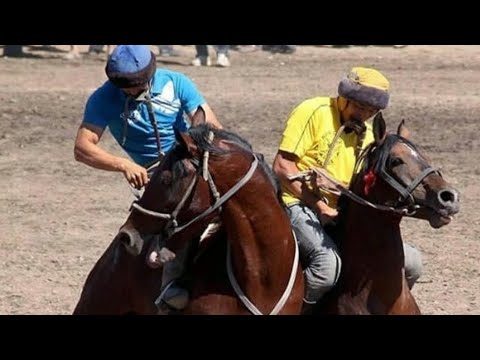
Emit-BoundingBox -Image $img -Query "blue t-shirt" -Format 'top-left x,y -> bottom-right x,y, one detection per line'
83,69 -> 205,166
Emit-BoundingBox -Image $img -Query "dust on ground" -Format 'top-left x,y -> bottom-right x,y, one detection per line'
0,45 -> 478,314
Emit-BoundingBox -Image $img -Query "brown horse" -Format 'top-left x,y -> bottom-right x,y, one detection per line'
313,112 -> 460,314
74,110 -> 304,315
73,236 -> 162,314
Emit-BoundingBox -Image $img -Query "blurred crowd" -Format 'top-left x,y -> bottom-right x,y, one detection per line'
1,45 -> 406,68
78,45 -> 298,67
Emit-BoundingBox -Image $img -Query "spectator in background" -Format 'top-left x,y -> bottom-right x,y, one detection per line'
192,45 -> 231,67
158,45 -> 179,57
231,45 -> 260,52
88,45 -> 106,54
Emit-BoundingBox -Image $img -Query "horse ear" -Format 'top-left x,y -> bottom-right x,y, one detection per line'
191,106 -> 207,127
373,112 -> 387,145
397,119 -> 410,139
176,130 -> 200,158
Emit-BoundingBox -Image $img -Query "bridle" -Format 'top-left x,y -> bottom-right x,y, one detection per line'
128,132 -> 300,315
290,135 -> 442,216
129,133 -> 259,240
361,135 -> 441,215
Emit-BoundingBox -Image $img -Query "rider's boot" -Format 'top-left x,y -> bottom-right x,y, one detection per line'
155,246 -> 190,311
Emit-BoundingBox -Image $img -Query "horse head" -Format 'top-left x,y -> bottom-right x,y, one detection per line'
317,113 -> 460,315
116,107 -> 264,264
112,108 -> 304,315
352,112 -> 460,228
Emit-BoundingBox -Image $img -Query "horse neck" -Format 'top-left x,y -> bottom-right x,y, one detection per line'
339,199 -> 405,295
217,170 -> 295,310
74,239 -> 160,315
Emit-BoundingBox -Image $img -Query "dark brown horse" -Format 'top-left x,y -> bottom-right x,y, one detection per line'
74,110 -> 304,315
73,236 -> 162,315
313,112 -> 460,314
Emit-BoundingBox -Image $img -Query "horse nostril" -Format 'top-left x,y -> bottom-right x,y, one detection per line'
438,188 -> 459,207
116,228 -> 145,256
117,231 -> 132,247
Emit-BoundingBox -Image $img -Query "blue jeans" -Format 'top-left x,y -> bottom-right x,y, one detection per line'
195,45 -> 229,57
287,203 -> 341,304
159,45 -> 173,52
88,45 -> 105,52
404,242 -> 423,288
286,203 -> 423,304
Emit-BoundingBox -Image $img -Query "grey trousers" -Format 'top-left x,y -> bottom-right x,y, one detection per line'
286,203 -> 423,304
161,245 -> 189,289
195,45 -> 230,57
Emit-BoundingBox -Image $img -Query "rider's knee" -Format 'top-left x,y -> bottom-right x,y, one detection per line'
304,249 -> 341,302
404,243 -> 423,288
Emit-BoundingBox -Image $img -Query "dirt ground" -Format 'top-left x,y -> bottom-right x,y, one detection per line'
0,45 -> 478,315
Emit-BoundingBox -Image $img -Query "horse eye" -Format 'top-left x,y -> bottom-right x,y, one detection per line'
390,157 -> 404,167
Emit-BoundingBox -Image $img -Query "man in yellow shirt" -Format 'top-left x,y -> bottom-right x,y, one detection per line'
273,67 -> 423,308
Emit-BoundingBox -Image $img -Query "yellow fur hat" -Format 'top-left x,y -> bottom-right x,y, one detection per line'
338,67 -> 390,109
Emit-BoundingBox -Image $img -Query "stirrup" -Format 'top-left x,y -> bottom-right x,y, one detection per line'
301,299 -> 317,315
155,297 -> 182,315
155,281 -> 189,311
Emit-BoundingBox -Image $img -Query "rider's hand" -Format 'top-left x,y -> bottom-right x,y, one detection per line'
313,172 -> 336,191
315,201 -> 339,226
319,208 -> 339,226
312,170 -> 347,191
120,159 -> 149,190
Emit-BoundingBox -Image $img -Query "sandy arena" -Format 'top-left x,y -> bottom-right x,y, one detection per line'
0,45 -> 478,314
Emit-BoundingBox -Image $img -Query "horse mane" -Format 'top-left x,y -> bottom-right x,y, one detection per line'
172,124 -> 284,206
367,135 -> 420,174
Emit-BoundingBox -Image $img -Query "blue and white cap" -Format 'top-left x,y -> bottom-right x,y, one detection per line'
105,45 -> 156,88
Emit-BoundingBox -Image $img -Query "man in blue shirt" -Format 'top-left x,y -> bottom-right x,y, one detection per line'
74,45 -> 223,311
75,44 -> 222,189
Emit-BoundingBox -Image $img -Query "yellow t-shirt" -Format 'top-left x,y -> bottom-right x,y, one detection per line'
278,97 -> 374,208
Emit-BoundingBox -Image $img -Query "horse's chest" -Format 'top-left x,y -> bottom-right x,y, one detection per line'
337,291 -> 375,315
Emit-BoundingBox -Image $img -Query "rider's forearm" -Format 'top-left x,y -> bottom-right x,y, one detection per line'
206,113 -> 223,129
275,160 -> 321,209
202,103 -> 224,129
284,175 -> 326,210
74,142 -> 128,173
288,177 -> 336,215
275,159 -> 335,214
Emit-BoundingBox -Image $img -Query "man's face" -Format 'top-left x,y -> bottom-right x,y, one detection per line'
344,99 -> 380,123
121,83 -> 149,100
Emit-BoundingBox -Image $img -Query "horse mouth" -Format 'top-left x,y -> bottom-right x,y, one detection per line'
413,206 -> 454,229
425,208 -> 454,229
431,213 -> 452,228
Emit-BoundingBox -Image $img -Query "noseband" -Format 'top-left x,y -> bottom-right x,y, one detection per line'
129,132 -> 301,315
366,136 -> 441,215
290,135 -> 442,216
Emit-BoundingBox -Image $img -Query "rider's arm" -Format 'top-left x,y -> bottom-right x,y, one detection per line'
177,73 -> 224,130
187,103 -> 223,129
273,150 -> 338,224
74,123 -> 148,189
